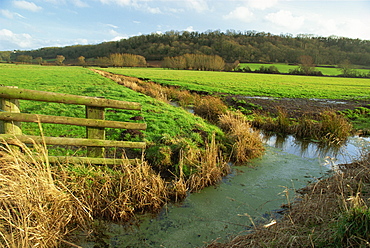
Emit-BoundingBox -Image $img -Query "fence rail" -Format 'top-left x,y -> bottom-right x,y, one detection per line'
0,87 -> 142,110
0,86 -> 146,165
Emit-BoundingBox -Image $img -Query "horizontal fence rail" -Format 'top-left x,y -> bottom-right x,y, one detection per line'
0,134 -> 146,148
0,87 -> 142,110
0,86 -> 146,164
0,112 -> 147,130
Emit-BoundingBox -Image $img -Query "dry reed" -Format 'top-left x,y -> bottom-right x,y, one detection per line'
193,96 -> 228,124
56,155 -> 169,221
167,151 -> 188,201
219,112 -> 265,164
295,110 -> 353,144
0,141 -> 90,248
187,134 -> 230,192
0,136 -> 172,246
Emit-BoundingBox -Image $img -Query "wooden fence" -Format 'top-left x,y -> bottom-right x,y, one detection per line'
0,86 -> 146,165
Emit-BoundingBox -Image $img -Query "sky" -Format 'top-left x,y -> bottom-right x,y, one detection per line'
0,0 -> 370,51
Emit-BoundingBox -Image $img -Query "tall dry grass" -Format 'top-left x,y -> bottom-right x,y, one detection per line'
0,136 -> 173,247
320,110 -> 353,144
187,134 -> 230,192
295,110 -> 353,144
168,151 -> 188,201
193,96 -> 228,124
219,112 -> 265,164
55,156 -> 169,221
0,141 -> 90,248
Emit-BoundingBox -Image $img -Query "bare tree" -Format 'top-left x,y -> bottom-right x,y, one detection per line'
17,55 -> 33,63
298,55 -> 315,75
56,55 -> 65,66
78,56 -> 86,66
35,57 -> 43,65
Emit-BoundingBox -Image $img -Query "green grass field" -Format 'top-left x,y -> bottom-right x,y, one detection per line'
239,63 -> 370,76
0,64 -> 221,155
100,67 -> 370,100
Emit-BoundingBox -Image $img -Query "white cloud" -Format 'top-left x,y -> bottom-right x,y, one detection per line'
0,29 -> 34,49
43,0 -> 63,4
73,0 -> 89,8
0,9 -> 25,19
109,29 -> 119,36
74,38 -> 89,45
265,10 -> 305,30
248,0 -> 278,10
107,24 -> 119,29
186,26 -> 195,32
107,29 -> 128,41
99,0 -> 132,6
145,6 -> 161,14
13,1 -> 42,12
314,16 -> 370,40
185,0 -> 209,13
98,0 -> 162,13
223,6 -> 254,23
165,7 -> 184,14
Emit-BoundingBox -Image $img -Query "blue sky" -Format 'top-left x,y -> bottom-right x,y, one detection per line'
1,0 -> 369,51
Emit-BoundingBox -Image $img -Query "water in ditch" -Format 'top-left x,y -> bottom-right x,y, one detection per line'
78,135 -> 370,248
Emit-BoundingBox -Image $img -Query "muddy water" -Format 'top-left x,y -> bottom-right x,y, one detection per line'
79,136 -> 369,248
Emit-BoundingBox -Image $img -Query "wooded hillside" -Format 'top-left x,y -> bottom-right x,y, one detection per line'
8,30 -> 370,66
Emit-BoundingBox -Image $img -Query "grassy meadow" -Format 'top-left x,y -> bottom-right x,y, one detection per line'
239,63 -> 370,76
0,64 -> 221,143
101,67 -> 370,99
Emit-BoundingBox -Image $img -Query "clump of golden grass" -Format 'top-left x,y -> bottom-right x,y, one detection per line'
147,132 -> 230,193
295,110 -> 353,144
207,153 -> 370,248
251,108 -> 353,144
186,134 -> 230,192
193,96 -> 228,124
0,134 -> 174,247
251,108 -> 293,134
56,156 -> 168,221
295,114 -> 318,138
0,141 -> 90,248
320,110 -> 353,144
275,107 -> 292,133
167,151 -> 188,201
219,111 -> 265,164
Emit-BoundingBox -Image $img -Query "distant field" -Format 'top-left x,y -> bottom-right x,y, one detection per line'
100,67 -> 370,100
239,63 -> 370,76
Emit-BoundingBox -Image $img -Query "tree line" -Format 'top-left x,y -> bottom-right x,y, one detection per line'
97,53 -> 147,67
162,54 -> 226,71
4,30 -> 370,66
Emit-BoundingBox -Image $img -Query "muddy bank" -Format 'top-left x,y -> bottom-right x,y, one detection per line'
226,95 -> 370,118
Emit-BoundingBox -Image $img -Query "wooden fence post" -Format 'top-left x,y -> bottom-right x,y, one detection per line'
0,86 -> 22,136
86,103 -> 105,158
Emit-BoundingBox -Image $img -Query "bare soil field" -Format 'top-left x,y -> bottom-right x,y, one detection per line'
227,95 -> 370,118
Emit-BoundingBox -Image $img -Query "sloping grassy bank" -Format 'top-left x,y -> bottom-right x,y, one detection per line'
1,64 -> 222,164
